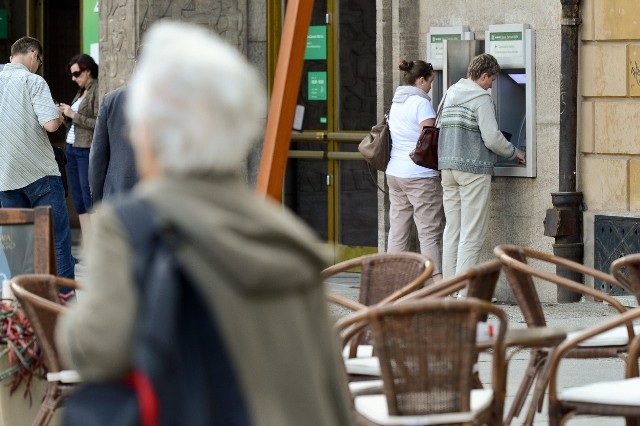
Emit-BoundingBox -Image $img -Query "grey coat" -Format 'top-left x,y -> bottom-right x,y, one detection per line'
89,86 -> 138,204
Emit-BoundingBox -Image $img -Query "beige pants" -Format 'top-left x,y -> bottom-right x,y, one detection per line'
441,169 -> 492,286
386,175 -> 445,274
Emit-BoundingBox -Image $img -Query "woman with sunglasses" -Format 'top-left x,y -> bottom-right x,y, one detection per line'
59,53 -> 99,239
386,60 -> 444,282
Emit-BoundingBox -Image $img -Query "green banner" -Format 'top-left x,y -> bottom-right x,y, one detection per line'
304,26 -> 327,60
430,34 -> 462,43
83,0 -> 99,59
490,32 -> 523,42
308,71 -> 327,101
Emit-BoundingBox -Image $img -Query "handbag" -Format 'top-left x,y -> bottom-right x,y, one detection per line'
358,108 -> 391,172
409,126 -> 439,170
409,93 -> 446,171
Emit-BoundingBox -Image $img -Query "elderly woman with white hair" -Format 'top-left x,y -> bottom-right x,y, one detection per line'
56,21 -> 352,425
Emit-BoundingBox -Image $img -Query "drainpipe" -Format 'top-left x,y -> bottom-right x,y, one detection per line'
543,0 -> 583,303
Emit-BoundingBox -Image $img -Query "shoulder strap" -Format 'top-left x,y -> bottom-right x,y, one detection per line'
111,197 -> 160,288
435,92 -> 447,127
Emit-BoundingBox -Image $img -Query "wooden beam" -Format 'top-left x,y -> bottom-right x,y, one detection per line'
256,0 -> 314,201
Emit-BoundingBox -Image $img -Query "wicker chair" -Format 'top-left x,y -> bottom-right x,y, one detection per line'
611,253 -> 640,302
494,244 -> 635,425
548,306 -> 640,426
341,298 -> 508,426
10,274 -> 82,426
323,252 -> 434,361
335,259 -> 502,382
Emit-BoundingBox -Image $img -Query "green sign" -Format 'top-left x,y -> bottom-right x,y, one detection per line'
430,34 -> 462,43
83,0 -> 99,59
304,26 -> 327,60
308,71 -> 327,101
0,9 -> 8,40
490,32 -> 523,42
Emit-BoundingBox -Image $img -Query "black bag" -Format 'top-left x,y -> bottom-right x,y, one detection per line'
63,198 -> 251,426
409,126 -> 439,170
52,146 -> 69,198
358,110 -> 391,172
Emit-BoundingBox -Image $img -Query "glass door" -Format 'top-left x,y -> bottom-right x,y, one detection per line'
276,0 -> 377,262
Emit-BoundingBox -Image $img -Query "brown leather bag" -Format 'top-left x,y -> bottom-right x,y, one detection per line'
409,93 -> 445,171
359,108 -> 391,172
409,126 -> 439,170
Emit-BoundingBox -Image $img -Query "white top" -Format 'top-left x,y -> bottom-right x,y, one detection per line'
386,93 -> 437,178
65,97 -> 83,145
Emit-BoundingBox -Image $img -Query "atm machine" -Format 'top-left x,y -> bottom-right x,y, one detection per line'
486,24 -> 536,177
434,24 -> 536,178
426,26 -> 474,110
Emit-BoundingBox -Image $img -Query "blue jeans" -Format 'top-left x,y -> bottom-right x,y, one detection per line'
66,144 -> 92,214
0,175 -> 76,279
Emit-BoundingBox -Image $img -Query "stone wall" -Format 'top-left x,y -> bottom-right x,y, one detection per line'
580,0 -> 640,282
381,0 -> 563,301
98,0 -> 267,182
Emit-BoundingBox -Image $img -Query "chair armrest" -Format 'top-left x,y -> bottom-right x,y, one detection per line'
56,276 -> 83,291
627,334 -> 640,378
548,307 -> 640,404
494,245 -> 628,315
10,281 -> 68,315
327,293 -> 366,312
47,370 -> 81,383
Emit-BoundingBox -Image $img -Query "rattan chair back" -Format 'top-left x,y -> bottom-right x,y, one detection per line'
358,298 -> 507,419
611,253 -> 640,304
324,252 -> 433,358
494,244 -> 632,425
10,274 -> 79,426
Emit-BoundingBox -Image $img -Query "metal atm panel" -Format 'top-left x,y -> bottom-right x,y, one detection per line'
486,24 -> 536,177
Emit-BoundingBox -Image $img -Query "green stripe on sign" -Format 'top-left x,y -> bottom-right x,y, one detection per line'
431,34 -> 462,43
490,32 -> 523,42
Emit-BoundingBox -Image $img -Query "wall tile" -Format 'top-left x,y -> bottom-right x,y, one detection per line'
594,0 -> 640,40
628,45 -> 640,96
581,0 -> 595,41
580,101 -> 595,153
631,160 -> 640,209
581,44 -> 627,97
582,158 -> 628,210
594,102 -> 640,154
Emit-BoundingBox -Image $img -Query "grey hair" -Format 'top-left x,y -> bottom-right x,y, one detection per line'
126,21 -> 266,175
467,53 -> 500,80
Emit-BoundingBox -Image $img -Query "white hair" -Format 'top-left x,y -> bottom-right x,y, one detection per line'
126,21 -> 266,174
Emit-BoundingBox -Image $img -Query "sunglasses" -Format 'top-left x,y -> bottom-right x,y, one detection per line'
71,70 -> 84,78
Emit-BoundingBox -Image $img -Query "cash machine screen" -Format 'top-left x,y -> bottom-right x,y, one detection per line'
494,70 -> 527,167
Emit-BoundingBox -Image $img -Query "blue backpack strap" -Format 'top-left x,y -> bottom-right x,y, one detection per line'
111,196 -> 158,287
111,196 -> 252,426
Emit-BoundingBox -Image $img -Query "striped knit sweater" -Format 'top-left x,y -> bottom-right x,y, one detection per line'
437,78 -> 517,175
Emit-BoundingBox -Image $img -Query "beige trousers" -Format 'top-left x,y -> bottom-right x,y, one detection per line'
386,175 -> 445,274
441,169 -> 492,286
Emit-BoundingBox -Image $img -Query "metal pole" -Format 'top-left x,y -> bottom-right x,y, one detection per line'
256,0 -> 314,201
544,0 -> 584,302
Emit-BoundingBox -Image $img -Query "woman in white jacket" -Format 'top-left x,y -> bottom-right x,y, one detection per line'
386,60 -> 444,281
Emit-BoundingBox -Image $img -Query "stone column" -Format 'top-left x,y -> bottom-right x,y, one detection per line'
377,0 -> 422,253
99,0 -> 266,182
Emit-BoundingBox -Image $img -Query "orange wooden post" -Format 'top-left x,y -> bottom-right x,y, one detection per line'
255,0 -> 314,201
